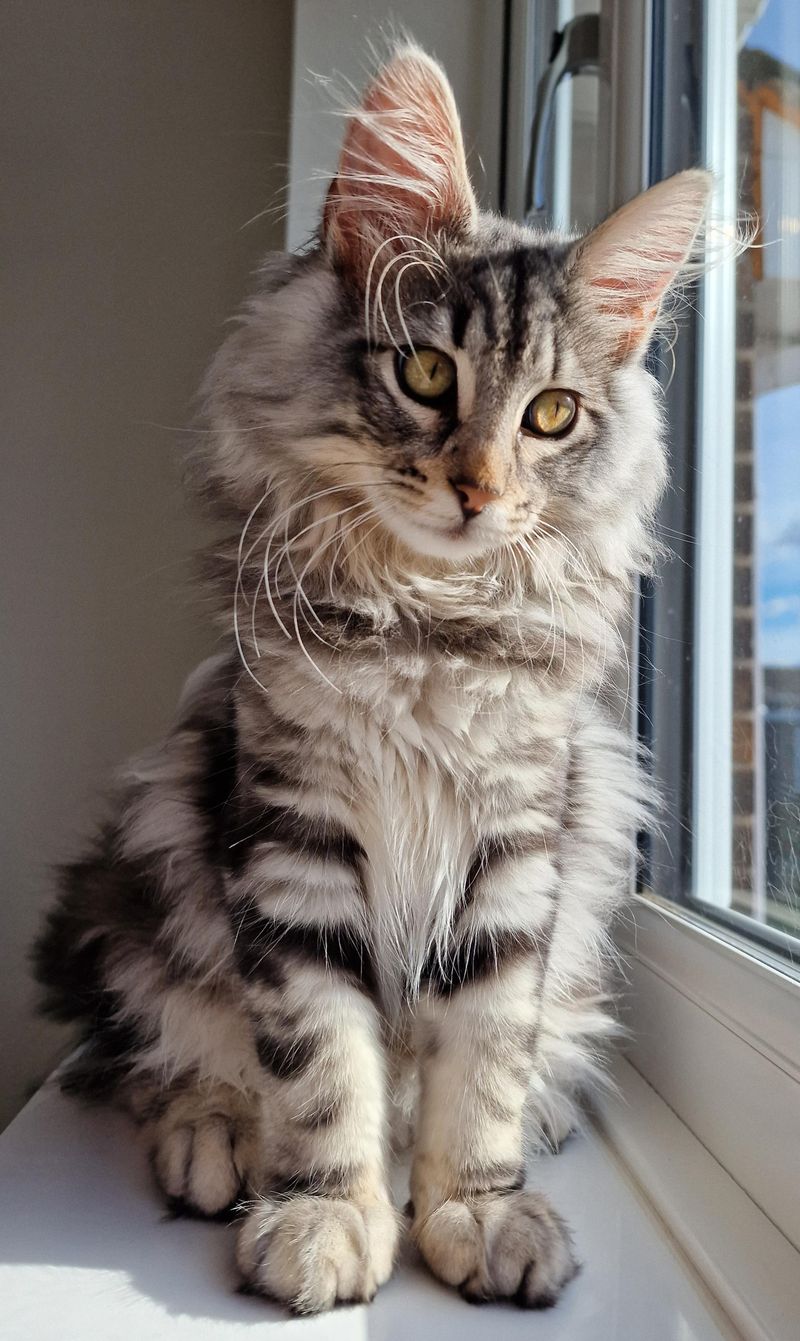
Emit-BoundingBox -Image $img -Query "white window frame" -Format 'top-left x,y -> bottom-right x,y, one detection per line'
693,0 -> 736,908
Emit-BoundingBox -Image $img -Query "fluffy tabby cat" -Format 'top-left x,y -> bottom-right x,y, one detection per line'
34,46 -> 710,1314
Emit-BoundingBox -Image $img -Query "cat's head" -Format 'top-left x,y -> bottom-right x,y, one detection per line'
203,45 -> 709,593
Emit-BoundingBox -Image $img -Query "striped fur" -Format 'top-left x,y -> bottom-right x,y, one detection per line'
33,45 -> 709,1314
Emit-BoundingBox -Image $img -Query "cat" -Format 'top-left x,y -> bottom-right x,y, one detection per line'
33,44 -> 709,1314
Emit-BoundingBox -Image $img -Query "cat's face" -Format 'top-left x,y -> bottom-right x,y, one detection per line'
299,226 -> 658,563
206,46 -> 708,581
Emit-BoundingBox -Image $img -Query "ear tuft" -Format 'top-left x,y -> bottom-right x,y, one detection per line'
572,169 -> 713,361
322,45 -> 477,281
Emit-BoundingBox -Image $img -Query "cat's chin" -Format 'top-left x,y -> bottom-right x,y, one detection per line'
384,512 -> 505,563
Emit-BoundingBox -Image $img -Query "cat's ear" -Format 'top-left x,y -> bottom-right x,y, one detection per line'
571,170 -> 712,361
322,45 -> 477,281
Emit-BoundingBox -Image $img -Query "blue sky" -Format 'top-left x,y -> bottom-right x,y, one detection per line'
745,2 -> 799,670
755,385 -> 800,667
746,0 -> 800,64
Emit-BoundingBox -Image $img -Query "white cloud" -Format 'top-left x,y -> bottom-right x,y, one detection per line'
760,621 -> 800,668
762,593 -> 800,620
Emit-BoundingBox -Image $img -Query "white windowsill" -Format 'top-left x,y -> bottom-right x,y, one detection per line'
597,1055 -> 800,1341
622,895 -> 800,1082
0,1067 -> 764,1341
617,896 -> 800,1254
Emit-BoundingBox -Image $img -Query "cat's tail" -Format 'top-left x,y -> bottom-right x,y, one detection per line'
31,831 -> 145,1100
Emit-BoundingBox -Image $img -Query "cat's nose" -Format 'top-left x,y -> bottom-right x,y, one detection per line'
453,480 -> 502,517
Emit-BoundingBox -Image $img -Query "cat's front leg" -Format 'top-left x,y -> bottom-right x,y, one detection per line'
411,931 -> 579,1307
231,906 -> 399,1314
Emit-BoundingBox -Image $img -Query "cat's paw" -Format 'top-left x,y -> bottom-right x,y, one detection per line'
412,1189 -> 579,1308
540,1110 -> 578,1153
150,1110 -> 254,1219
236,1196 -> 400,1313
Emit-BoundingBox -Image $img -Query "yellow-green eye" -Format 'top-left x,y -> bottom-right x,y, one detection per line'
397,347 -> 456,403
522,389 -> 578,437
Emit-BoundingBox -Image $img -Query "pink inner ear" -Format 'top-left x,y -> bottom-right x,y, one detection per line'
588,279 -> 659,361
588,250 -> 685,356
323,50 -> 476,277
574,170 -> 711,360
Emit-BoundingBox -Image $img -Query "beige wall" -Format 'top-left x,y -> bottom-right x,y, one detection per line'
0,1 -> 293,1128
287,0 -> 505,248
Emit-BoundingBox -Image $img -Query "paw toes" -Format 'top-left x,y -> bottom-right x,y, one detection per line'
414,1200 -> 483,1288
415,1189 -> 578,1309
459,1283 -> 492,1306
186,1115 -> 242,1214
237,1197 -> 398,1314
516,1283 -> 559,1311
152,1123 -> 193,1200
152,1114 -> 244,1218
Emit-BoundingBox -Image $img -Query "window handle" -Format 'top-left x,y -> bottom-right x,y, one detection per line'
525,13 -> 600,223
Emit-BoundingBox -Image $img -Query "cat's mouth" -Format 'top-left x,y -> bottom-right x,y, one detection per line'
378,497 -> 510,561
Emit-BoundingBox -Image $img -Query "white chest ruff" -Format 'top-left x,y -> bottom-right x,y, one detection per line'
345,660 -> 519,991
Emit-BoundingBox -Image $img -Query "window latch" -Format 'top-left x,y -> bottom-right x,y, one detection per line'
525,13 -> 600,225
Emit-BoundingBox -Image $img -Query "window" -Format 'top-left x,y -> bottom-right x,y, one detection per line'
506,0 -> 800,1253
510,0 -> 800,962
641,0 -> 800,970
736,10 -> 800,948
632,0 -> 800,1252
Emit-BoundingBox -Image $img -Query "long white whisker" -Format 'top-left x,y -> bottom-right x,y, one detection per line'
270,500 -> 367,601
258,484 -> 383,638
246,478 -> 383,579
293,507 -> 382,654
236,487 -> 271,609
372,247 -> 443,350
363,232 -> 445,349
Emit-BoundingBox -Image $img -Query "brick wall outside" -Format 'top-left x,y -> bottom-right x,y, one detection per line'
731,85 -> 759,912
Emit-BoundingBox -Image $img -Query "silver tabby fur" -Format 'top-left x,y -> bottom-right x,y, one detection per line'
34,45 -> 710,1313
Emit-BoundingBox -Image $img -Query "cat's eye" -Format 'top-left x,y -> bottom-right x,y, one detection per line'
396,347 -> 456,404
522,389 -> 578,437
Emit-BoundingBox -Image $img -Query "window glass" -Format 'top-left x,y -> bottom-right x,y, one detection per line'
521,0 -> 800,960
552,0 -> 600,231
734,0 -> 800,941
641,0 -> 800,964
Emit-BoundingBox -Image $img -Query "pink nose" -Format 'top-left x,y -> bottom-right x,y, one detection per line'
454,482 -> 501,516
